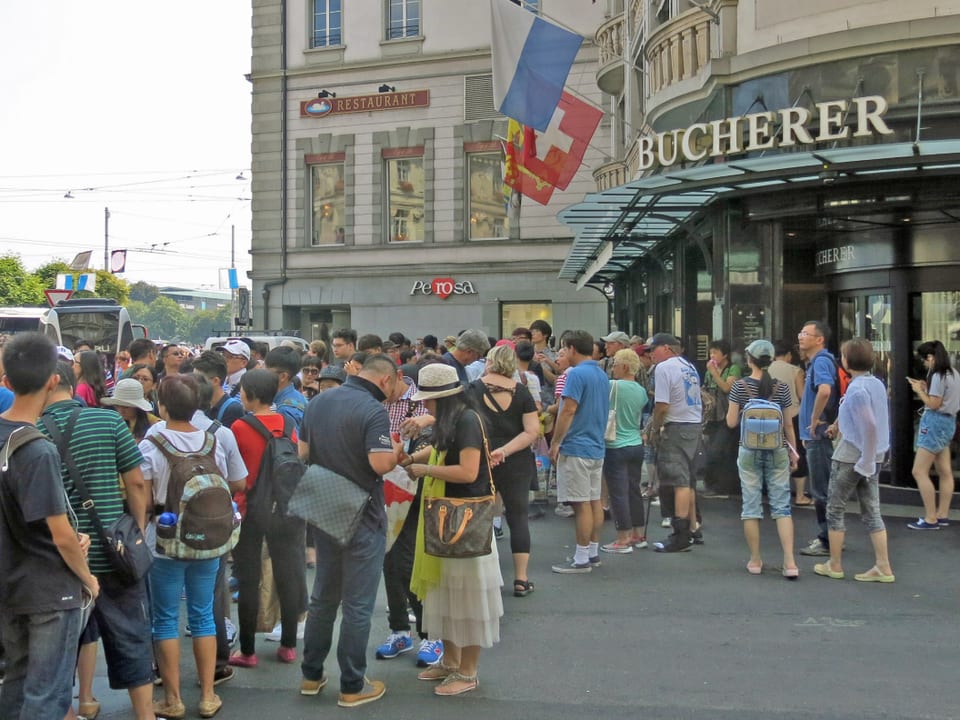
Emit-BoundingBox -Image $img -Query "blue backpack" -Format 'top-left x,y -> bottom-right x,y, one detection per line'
739,380 -> 785,451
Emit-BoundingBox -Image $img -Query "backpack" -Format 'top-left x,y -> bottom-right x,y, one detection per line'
216,396 -> 242,423
818,353 -> 849,424
241,414 -> 304,526
739,380 -> 785,451
148,431 -> 239,560
0,426 -> 49,474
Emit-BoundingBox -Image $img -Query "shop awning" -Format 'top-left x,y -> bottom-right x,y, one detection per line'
558,139 -> 960,288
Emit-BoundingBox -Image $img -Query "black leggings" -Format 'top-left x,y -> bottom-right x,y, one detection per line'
233,514 -> 306,653
496,452 -> 536,554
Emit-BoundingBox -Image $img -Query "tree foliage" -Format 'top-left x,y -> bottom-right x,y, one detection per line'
0,255 -> 46,306
1,258 -> 230,344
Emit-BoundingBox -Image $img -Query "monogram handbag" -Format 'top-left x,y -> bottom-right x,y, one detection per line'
422,412 -> 497,559
286,463 -> 371,547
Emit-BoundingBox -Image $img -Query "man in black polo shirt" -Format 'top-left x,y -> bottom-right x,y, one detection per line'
298,354 -> 402,708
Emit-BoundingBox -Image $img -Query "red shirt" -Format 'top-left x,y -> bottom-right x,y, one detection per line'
231,413 -> 297,516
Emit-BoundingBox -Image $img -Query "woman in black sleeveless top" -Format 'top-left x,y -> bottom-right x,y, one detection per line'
467,344 -> 540,597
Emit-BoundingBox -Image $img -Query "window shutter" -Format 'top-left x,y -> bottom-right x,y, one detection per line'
464,74 -> 503,122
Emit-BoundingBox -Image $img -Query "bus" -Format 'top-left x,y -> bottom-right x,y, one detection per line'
0,307 -> 46,336
41,298 -> 147,366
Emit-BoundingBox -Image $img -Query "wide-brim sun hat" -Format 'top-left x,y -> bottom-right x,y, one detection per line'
411,363 -> 463,401
100,378 -> 153,412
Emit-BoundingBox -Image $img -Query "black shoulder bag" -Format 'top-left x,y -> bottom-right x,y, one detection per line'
42,408 -> 153,585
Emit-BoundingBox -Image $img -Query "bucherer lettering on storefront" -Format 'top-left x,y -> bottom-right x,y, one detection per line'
637,96 -> 894,171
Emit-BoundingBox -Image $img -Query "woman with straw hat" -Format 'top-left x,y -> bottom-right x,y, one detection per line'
101,377 -> 160,442
405,363 -> 503,696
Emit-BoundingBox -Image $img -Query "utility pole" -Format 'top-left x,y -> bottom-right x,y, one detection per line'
104,207 -> 110,271
231,224 -> 237,333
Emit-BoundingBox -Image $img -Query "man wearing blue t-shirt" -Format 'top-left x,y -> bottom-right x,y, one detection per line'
549,330 -> 610,573
797,321 -> 838,557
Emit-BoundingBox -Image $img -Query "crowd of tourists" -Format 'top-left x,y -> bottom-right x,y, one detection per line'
0,319 -> 955,718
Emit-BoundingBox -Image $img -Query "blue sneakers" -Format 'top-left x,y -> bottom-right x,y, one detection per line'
375,632 -> 413,659
416,639 -> 444,667
907,518 -> 941,530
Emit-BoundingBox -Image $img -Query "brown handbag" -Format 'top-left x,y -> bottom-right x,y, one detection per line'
422,411 -> 497,559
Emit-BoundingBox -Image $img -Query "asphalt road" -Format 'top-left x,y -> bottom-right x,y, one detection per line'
89,496 -> 959,720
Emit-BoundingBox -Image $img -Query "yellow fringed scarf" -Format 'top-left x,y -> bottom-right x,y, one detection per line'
410,448 -> 446,601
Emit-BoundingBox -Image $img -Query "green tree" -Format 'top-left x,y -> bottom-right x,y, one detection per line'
187,304 -> 234,344
0,254 -> 45,306
129,281 -> 160,304
32,260 -> 71,291
140,296 -> 188,341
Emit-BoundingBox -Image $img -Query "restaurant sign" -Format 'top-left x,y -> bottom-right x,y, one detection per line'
637,95 -> 894,170
301,90 -> 430,118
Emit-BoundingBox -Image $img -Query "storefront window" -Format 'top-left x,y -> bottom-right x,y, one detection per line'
500,302 -> 552,339
468,152 -> 509,240
310,164 -> 346,246
386,157 -> 424,242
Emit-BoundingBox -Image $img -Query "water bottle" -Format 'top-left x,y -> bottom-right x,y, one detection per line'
232,501 -> 242,528
157,512 -> 178,540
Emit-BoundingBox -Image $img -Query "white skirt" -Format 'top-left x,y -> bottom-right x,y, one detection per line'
422,540 -> 504,648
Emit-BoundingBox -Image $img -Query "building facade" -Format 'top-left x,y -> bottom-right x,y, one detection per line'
248,0 -> 610,343
563,0 -> 960,485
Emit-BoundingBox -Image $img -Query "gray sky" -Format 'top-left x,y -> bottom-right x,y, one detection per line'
0,1 -> 252,290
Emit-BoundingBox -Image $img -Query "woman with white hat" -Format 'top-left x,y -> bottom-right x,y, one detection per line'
101,377 -> 160,442
405,363 -> 503,696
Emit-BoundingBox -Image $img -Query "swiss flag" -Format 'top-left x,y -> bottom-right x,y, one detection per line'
503,91 -> 602,205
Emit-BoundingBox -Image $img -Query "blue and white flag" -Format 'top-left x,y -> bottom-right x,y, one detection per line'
57,273 -> 96,292
490,0 -> 583,132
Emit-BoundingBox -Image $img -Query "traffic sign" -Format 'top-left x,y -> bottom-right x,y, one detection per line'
45,289 -> 74,307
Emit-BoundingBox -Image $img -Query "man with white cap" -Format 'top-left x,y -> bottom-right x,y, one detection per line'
600,332 -> 631,377
217,339 -> 251,398
646,333 -> 703,552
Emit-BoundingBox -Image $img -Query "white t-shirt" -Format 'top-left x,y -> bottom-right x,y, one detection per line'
143,410 -> 247,485
653,355 -> 702,424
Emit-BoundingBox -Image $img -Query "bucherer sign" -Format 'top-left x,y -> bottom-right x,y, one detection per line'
637,95 -> 894,171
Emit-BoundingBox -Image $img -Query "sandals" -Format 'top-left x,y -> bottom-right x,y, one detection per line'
418,663 -> 458,681
78,700 -> 101,720
513,579 -> 535,597
434,671 -> 479,696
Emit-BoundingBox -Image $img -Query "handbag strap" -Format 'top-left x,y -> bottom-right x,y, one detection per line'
609,379 -> 619,412
41,408 -> 110,539
472,410 -> 496,496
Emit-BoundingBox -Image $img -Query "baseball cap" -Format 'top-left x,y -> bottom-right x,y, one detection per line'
633,344 -> 650,355
648,333 -> 680,348
318,365 -> 347,384
745,339 -> 775,359
217,339 -> 251,360
56,345 -> 74,363
601,331 -> 631,345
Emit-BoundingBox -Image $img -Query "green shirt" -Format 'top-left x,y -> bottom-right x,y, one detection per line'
606,379 -> 648,449
39,400 -> 143,575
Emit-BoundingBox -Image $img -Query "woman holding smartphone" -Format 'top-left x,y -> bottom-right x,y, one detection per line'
907,340 -> 959,530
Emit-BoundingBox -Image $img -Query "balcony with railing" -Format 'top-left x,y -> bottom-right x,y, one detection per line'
593,159 -> 629,192
645,7 -> 712,96
595,14 -> 626,95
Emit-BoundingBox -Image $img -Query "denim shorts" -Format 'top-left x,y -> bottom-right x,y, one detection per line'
916,410 -> 956,454
150,555 -> 219,641
0,608 -> 82,720
737,447 -> 791,520
827,461 -> 884,533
